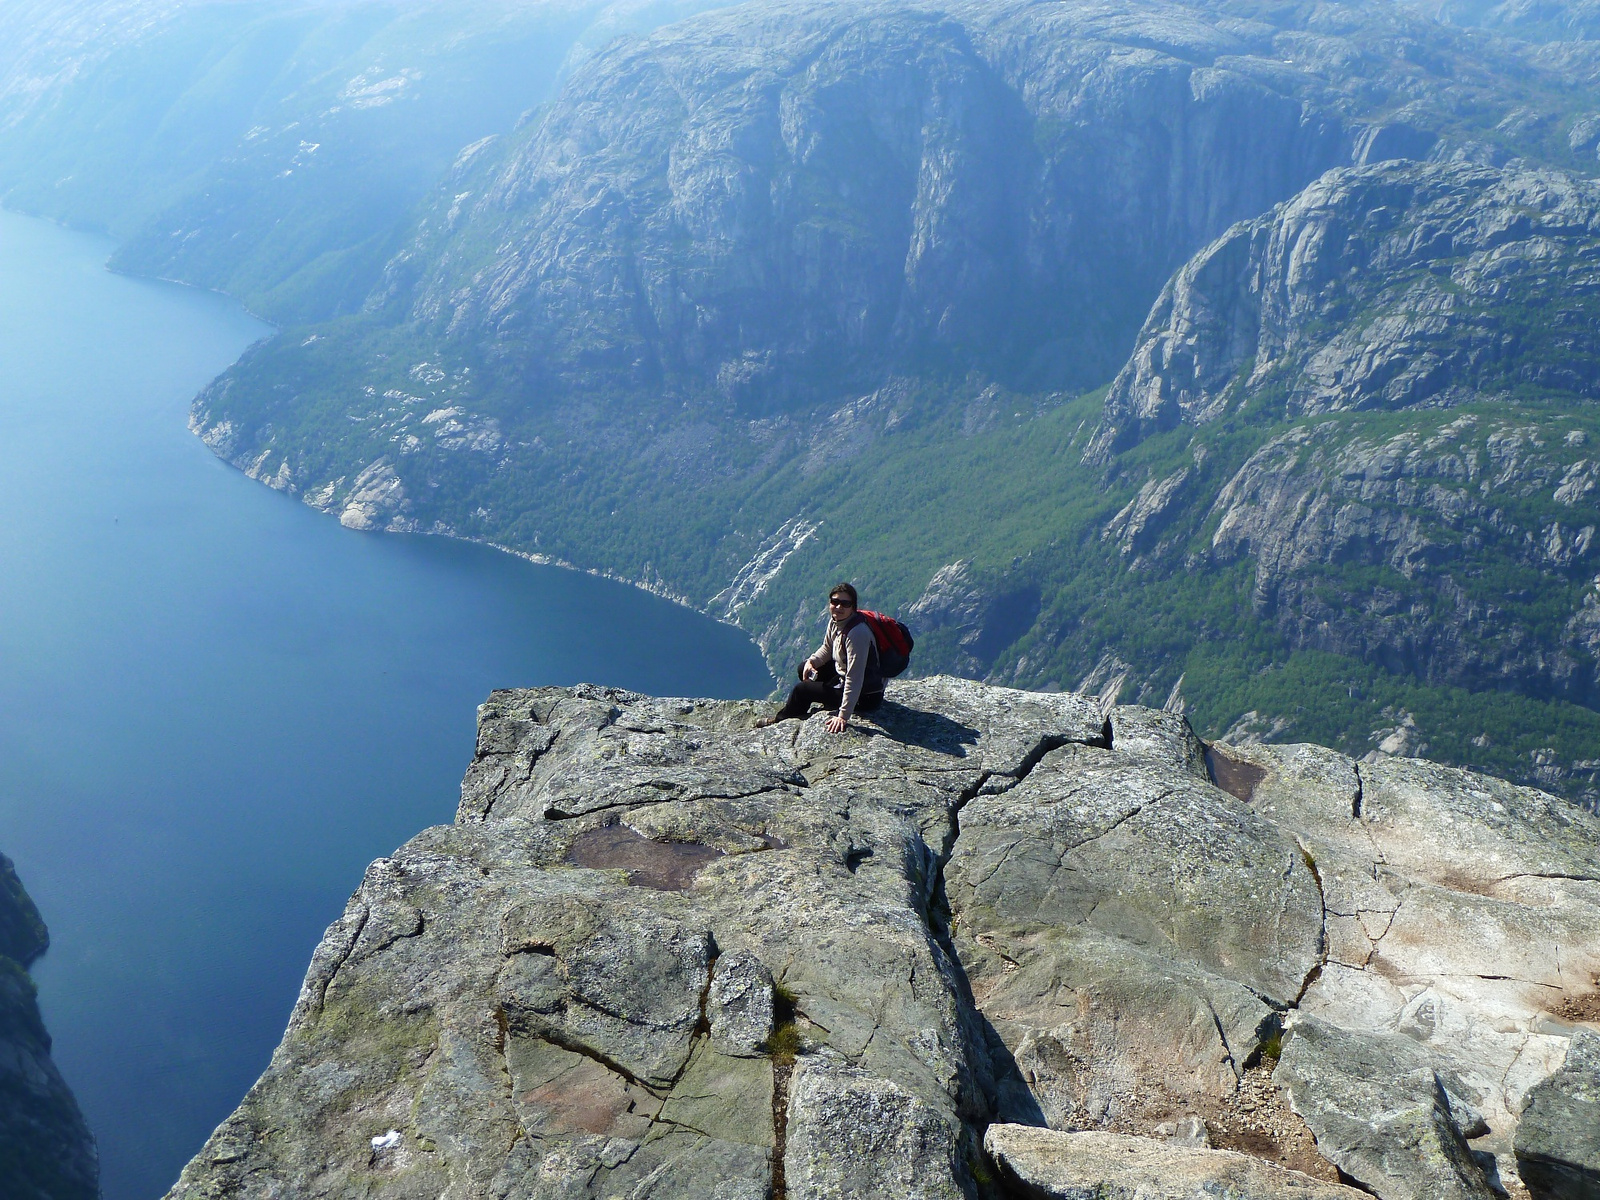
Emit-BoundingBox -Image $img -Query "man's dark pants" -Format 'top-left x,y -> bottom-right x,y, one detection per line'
773,661 -> 883,722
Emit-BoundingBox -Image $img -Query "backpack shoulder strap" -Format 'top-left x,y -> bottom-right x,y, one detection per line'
843,612 -> 880,669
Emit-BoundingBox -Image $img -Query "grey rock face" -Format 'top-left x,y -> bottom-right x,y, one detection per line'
946,739 -> 1321,1130
1101,162 -> 1600,446
1102,468 -> 1194,563
985,1124 -> 1367,1199
1222,740 -> 1600,1194
334,459 -> 414,533
0,852 -> 47,967
501,892 -> 714,1088
785,1055 -> 972,1200
1107,705 -> 1209,779
165,677 -> 1106,1199
708,951 -> 775,1058
166,681 -> 1598,1200
1089,160 -> 1600,721
907,561 -> 1044,678
1159,1116 -> 1211,1148
1515,1030 -> 1600,1200
1204,413 -> 1600,709
394,0 -> 1358,405
1274,1018 -> 1493,1200
0,853 -> 98,1200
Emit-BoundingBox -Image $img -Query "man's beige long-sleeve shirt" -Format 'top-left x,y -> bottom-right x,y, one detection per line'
806,617 -> 882,719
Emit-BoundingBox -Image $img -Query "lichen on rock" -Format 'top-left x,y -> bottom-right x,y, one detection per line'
165,678 -> 1599,1200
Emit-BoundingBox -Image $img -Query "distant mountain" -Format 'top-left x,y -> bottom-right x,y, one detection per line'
5,0 -> 1600,799
0,0 -> 729,322
1097,162 -> 1600,703
1075,159 -> 1600,794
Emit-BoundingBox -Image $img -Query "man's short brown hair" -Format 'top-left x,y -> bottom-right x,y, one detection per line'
829,582 -> 858,607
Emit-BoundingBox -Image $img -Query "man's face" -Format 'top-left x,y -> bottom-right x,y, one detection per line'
829,594 -> 855,620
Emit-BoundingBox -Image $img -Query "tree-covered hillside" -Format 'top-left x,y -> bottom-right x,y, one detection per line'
6,0 -> 1600,801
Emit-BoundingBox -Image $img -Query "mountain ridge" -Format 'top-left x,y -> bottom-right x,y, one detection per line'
7,0 -> 1600,798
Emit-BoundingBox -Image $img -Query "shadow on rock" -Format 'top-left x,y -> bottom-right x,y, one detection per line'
868,701 -> 982,758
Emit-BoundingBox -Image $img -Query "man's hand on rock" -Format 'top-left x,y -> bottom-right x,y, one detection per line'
826,714 -> 848,733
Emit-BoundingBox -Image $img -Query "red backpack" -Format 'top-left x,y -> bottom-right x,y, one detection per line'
856,610 -> 915,678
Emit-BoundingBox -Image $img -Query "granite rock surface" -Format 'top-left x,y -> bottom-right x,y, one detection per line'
985,1124 -> 1367,1200
166,678 -> 1600,1199
1514,1029 -> 1600,1199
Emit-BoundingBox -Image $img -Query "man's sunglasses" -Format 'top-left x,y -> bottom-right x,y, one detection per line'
829,597 -> 854,607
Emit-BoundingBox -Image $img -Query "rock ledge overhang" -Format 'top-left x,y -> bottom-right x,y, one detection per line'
164,678 -> 1600,1200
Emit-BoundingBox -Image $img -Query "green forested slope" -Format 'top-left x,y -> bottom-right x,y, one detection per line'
7,0 -> 1600,800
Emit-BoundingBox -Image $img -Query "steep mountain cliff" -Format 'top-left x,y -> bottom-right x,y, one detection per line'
1050,159 -> 1600,797
164,680 -> 1600,1200
194,0 -> 1596,512
1096,164 -> 1600,451
8,0 -> 1600,794
0,853 -> 99,1200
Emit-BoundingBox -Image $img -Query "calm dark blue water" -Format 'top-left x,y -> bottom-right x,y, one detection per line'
0,210 -> 774,1200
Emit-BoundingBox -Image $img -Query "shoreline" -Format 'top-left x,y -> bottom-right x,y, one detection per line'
199,410 -> 783,687
1,202 -> 783,689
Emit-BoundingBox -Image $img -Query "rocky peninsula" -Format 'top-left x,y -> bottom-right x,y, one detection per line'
164,678 -> 1597,1199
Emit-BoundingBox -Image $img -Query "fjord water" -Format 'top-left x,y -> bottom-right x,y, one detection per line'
0,210 -> 773,1200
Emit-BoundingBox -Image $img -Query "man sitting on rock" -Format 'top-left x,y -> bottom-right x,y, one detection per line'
757,582 -> 883,732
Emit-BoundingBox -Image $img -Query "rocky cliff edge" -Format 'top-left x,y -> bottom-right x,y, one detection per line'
164,678 -> 1600,1200
0,852 -> 99,1200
